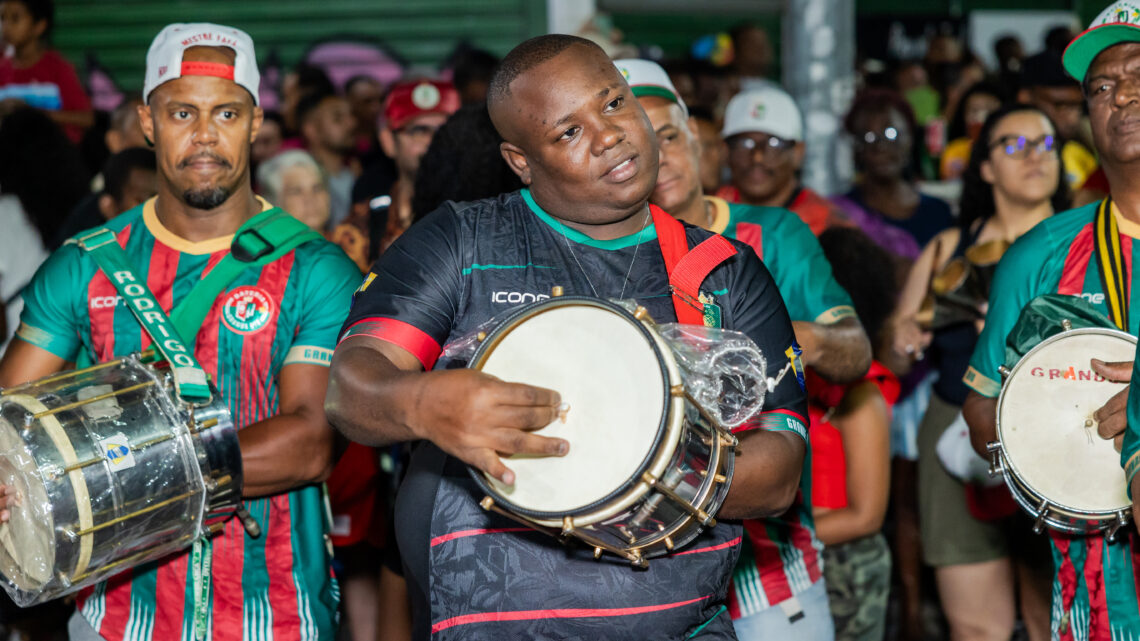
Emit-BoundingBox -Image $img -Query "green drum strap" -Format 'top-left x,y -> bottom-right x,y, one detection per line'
168,207 -> 321,339
75,228 -> 211,403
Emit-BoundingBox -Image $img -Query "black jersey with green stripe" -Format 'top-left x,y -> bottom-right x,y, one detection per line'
341,189 -> 807,640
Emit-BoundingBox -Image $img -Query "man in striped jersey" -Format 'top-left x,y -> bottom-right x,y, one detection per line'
0,23 -> 360,640
619,58 -> 872,641
964,3 -> 1140,638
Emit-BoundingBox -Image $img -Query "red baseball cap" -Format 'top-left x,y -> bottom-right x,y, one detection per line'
384,79 -> 460,130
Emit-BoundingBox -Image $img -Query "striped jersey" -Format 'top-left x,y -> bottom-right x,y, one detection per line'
16,197 -> 361,641
965,201 -> 1140,640
704,196 -> 848,617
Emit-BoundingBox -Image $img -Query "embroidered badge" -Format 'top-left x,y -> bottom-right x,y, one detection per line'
221,286 -> 275,334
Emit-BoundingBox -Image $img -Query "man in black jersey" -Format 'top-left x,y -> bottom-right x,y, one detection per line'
326,35 -> 808,640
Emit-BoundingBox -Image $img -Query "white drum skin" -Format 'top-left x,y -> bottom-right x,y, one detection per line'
995,327 -> 1134,532
468,298 -> 735,564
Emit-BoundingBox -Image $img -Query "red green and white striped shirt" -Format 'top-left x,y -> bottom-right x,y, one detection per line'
17,197 -> 360,641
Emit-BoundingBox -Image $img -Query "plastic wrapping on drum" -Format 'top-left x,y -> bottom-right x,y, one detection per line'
656,323 -> 769,429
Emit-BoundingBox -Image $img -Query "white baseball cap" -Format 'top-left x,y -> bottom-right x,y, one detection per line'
722,86 -> 803,141
144,23 -> 260,105
614,58 -> 688,118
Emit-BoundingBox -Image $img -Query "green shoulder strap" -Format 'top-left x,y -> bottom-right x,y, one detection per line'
75,229 -> 213,402
168,207 -> 321,340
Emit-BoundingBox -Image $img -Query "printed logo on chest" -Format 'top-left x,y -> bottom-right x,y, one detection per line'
221,286 -> 276,334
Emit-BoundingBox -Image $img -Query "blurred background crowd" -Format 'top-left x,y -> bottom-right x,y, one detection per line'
0,1 -> 1112,640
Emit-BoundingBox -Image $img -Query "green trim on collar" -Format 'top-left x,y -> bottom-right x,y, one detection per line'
521,188 -> 658,250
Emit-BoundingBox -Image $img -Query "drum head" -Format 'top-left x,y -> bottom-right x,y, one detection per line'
997,328 -> 1134,515
0,417 -> 54,590
472,300 -> 669,516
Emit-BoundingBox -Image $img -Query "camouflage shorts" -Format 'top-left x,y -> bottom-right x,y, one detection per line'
821,533 -> 891,641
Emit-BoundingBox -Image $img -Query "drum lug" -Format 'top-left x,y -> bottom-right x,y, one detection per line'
1106,510 -> 1130,543
1061,319 -> 1073,332
670,384 -> 685,397
479,496 -> 495,511
663,536 -> 674,551
551,286 -> 564,298
593,547 -> 603,559
699,469 -> 728,484
633,306 -> 650,322
629,550 -> 648,570
476,331 -> 487,343
1033,500 -> 1050,534
562,515 -> 575,535
998,365 -> 1012,379
985,441 -> 1005,477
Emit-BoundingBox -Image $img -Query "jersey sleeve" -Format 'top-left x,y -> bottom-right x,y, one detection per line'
338,206 -> 464,370
767,211 -> 855,324
963,225 -> 1052,398
724,246 -> 810,441
16,243 -> 85,360
283,243 -> 362,367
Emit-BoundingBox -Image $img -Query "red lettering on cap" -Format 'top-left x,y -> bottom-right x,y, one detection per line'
180,61 -> 235,81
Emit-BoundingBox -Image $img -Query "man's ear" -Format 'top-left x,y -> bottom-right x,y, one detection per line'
379,128 -> 397,159
792,141 -> 806,170
137,102 -> 155,147
249,106 -> 264,144
499,141 -> 531,185
97,194 -> 119,220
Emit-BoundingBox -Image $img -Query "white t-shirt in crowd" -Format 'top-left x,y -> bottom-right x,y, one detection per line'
0,194 -> 48,352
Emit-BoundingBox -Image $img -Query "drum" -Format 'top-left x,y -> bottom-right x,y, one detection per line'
0,355 -> 242,606
467,297 -> 738,568
989,326 -> 1135,539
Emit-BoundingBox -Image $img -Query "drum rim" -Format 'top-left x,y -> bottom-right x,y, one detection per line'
995,326 -> 1135,517
466,296 -> 675,521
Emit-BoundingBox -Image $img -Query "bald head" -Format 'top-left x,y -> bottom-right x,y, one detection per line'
487,34 -> 605,143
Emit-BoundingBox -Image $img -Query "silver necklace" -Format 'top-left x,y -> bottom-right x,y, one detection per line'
558,207 -> 652,300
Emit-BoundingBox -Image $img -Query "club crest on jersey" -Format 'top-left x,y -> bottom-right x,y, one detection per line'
221,286 -> 275,334
785,342 -> 805,391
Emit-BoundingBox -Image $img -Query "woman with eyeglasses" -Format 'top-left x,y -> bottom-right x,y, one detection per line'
831,87 -> 953,641
895,104 -> 1067,641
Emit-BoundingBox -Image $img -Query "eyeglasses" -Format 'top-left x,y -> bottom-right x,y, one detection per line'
855,126 -> 906,148
989,134 -> 1056,159
727,134 -> 796,157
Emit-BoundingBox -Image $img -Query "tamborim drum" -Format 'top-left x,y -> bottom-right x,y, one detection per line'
468,297 -> 738,568
0,354 -> 242,606
989,326 -> 1134,539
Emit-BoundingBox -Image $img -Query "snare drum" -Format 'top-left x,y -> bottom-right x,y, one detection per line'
989,327 -> 1135,539
0,355 -> 242,606
468,297 -> 738,568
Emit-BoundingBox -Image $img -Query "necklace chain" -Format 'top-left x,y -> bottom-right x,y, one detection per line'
558,208 -> 652,300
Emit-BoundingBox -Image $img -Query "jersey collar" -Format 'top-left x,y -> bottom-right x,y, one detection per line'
521,188 -> 659,250
1111,200 -> 1140,239
143,195 -> 274,255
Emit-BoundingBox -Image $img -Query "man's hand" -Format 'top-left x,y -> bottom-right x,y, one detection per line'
409,369 -> 566,485
0,486 -> 17,523
1091,358 -> 1134,451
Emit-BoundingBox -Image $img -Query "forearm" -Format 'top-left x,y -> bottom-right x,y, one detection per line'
812,507 -> 884,546
793,319 -> 872,384
325,340 -> 422,447
720,429 -> 805,519
962,390 -> 998,458
239,410 -> 336,497
47,108 -> 94,129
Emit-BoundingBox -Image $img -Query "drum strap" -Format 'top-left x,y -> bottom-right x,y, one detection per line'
72,208 -> 320,401
169,207 -> 322,338
651,206 -> 738,326
1094,198 -> 1130,331
75,228 -> 213,403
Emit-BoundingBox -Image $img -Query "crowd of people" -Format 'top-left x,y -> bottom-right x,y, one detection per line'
3,0 -> 1140,640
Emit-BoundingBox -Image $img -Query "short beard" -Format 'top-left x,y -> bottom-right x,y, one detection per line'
182,186 -> 232,210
